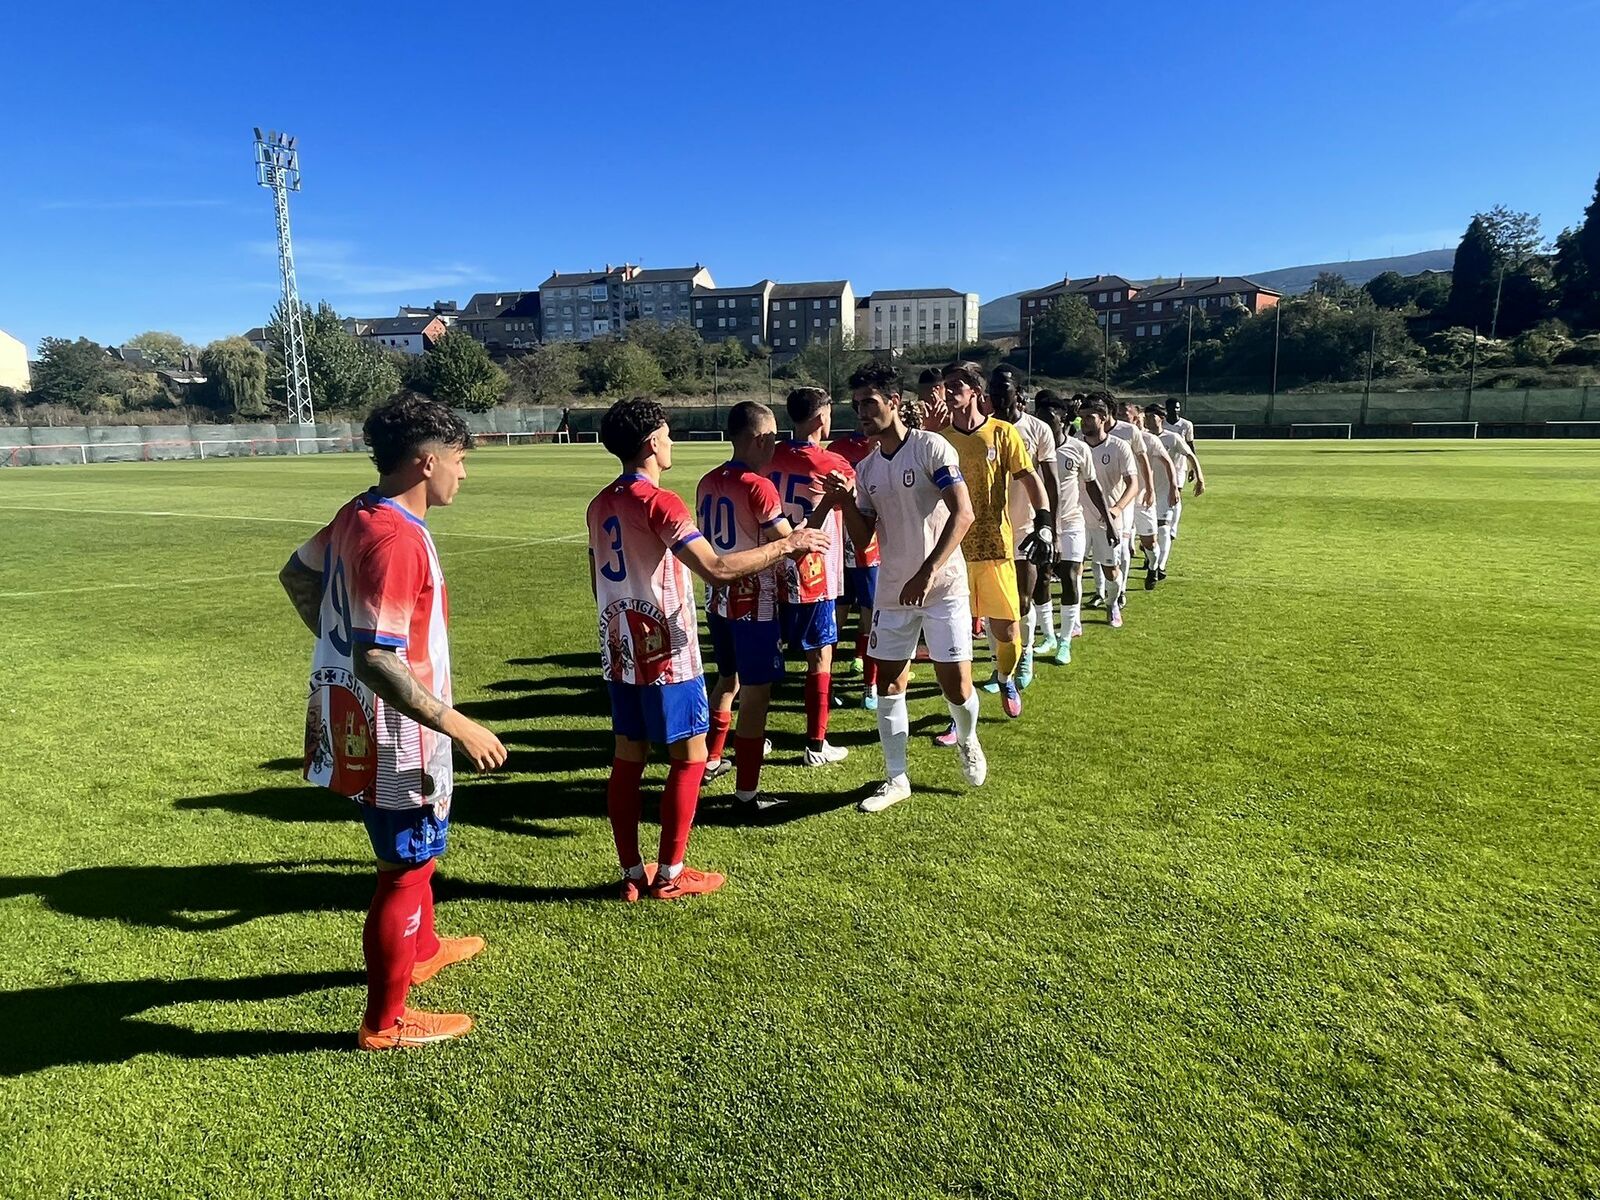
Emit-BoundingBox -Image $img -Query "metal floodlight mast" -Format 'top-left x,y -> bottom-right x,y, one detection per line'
253,128 -> 315,427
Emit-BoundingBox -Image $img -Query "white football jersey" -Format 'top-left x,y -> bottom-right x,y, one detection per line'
1083,435 -> 1137,510
1141,429 -> 1176,495
1055,436 -> 1092,531
1158,429 -> 1191,487
855,431 -> 970,610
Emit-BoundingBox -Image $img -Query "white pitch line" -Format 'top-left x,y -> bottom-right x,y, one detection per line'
0,533 -> 584,599
0,503 -> 533,541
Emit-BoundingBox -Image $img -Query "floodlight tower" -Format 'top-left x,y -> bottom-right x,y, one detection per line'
253,128 -> 315,426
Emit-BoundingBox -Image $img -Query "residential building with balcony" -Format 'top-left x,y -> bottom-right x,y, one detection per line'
624,265 -> 713,331
540,263 -> 714,342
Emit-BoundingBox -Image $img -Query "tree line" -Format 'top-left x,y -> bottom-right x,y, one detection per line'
1027,173 -> 1600,393
9,171 -> 1599,423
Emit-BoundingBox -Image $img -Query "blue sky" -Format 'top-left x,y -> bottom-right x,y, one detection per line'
3,0 -> 1598,354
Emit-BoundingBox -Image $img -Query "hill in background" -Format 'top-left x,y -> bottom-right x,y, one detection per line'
977,248 -> 1455,336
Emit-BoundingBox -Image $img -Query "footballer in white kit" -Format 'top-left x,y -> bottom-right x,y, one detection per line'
1145,407 -> 1205,580
1078,399 -> 1139,627
1034,396 -> 1117,660
825,361 -> 988,813
990,366 -> 1059,690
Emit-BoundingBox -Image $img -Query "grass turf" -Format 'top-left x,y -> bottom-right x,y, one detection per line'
0,439 -> 1597,1199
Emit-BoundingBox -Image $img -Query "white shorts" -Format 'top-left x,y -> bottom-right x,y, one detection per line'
1086,523 -> 1122,568
1131,502 -> 1157,537
1157,496 -> 1181,527
1055,523 -> 1086,564
869,592 -> 973,664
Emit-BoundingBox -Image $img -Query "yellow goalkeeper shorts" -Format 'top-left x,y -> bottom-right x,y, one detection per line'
967,558 -> 1020,623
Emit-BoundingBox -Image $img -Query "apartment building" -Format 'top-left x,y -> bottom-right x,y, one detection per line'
1018,273 -> 1280,342
859,288 -> 980,350
766,280 -> 854,357
539,263 -> 714,343
692,280 -> 774,349
457,291 -> 543,351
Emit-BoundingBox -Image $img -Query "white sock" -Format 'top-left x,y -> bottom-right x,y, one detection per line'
1093,561 -> 1106,598
1039,596 -> 1055,640
985,626 -> 999,671
1157,525 -> 1173,570
947,690 -> 980,743
1023,606 -> 1037,652
1064,601 -> 1081,637
658,862 -> 682,881
877,691 -> 909,780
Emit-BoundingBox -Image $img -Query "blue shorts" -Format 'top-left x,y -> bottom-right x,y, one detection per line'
360,803 -> 449,866
707,612 -> 786,687
608,678 -> 711,745
842,566 -> 878,610
781,599 -> 838,653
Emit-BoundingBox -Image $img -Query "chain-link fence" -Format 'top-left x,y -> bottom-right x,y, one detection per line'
3,386 -> 1596,467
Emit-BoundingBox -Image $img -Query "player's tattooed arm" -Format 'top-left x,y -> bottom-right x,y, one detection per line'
355,647 -> 450,729
279,553 -> 323,635
354,647 -> 507,770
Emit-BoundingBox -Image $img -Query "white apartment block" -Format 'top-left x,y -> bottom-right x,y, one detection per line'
860,289 -> 980,351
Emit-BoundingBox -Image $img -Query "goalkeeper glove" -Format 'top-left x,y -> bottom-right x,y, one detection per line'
1018,510 -> 1056,568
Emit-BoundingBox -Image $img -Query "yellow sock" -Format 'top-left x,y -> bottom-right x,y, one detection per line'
997,637 -> 1022,680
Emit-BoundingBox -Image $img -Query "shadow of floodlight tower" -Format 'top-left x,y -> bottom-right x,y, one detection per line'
253,128 -> 314,427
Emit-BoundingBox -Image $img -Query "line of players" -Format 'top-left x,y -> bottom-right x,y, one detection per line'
284,382 -> 1204,1047
586,361 -> 1205,903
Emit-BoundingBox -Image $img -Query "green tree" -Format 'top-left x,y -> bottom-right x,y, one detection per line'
1480,204 -> 1543,264
30,337 -> 114,409
1031,296 -> 1105,377
1217,299 -> 1416,388
507,342 -> 583,404
267,301 -> 401,414
1553,173 -> 1600,330
581,338 -> 666,396
198,337 -> 269,417
123,330 -> 194,369
1448,208 -> 1550,334
627,322 -> 703,386
414,329 -> 507,412
1363,271 -> 1411,309
715,336 -> 749,369
1310,272 -> 1355,302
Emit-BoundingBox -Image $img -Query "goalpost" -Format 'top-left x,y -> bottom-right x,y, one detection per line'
1192,424 -> 1236,439
1288,423 -> 1353,440
576,431 -> 601,443
1411,421 -> 1478,439
1544,420 -> 1600,437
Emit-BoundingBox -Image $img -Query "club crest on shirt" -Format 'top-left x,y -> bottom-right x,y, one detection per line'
987,447 -> 997,463
601,597 -> 676,682
902,469 -> 914,487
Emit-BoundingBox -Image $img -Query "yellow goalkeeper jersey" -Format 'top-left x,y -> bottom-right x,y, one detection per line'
939,417 -> 1033,562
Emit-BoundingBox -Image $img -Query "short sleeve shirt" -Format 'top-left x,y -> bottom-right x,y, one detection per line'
1084,435 -> 1137,510
856,431 -> 969,610
1055,436 -> 1092,531
301,489 -> 453,813
938,418 -> 1032,562
826,434 -> 881,568
768,439 -> 850,603
1008,412 -> 1057,552
587,474 -> 704,685
696,461 -> 785,622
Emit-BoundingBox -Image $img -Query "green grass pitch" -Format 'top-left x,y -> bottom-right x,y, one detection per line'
1,439 -> 1597,1198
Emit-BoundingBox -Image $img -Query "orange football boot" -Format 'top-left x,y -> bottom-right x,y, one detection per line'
357,1008 -> 474,1051
647,865 -> 726,901
411,936 -> 485,985
620,862 -> 658,903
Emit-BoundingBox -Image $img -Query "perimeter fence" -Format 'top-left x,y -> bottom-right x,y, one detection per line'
2,386 -> 1596,467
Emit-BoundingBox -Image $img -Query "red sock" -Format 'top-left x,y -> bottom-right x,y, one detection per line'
361,861 -> 433,1030
415,866 -> 440,962
855,628 -> 871,668
863,652 -> 878,689
734,734 -> 766,794
658,759 -> 707,867
805,672 -> 831,745
606,757 -> 647,870
706,710 -> 733,762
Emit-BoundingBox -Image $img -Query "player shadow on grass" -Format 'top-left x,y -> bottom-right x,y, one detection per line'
504,652 -> 597,670
455,677 -> 611,722
0,971 -> 359,1076
0,860 -> 617,932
